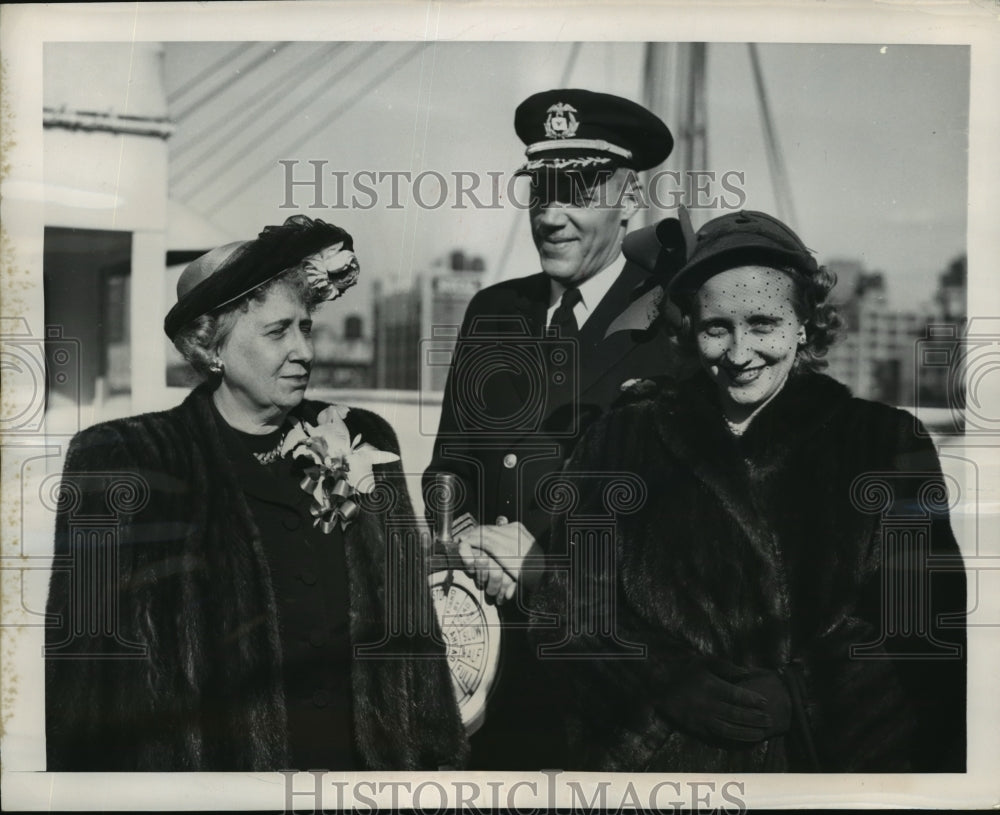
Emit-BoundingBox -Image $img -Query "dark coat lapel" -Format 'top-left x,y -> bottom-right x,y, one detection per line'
578,261 -> 646,349
508,273 -> 550,406
578,261 -> 656,400
654,374 -> 770,564
517,272 -> 550,334
655,372 -> 852,542
460,265 -> 660,444
478,265 -> 663,438
650,371 -> 855,662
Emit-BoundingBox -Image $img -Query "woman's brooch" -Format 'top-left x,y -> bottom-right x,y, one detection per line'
281,406 -> 400,533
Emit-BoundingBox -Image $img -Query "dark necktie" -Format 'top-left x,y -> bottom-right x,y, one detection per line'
545,287 -> 582,422
548,286 -> 582,341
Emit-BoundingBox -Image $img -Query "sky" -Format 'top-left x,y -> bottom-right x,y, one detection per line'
163,41 -> 969,330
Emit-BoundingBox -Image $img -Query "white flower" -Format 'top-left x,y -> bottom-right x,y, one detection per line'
316,404 -> 351,423
281,406 -> 399,494
344,433 -> 400,494
281,413 -> 350,468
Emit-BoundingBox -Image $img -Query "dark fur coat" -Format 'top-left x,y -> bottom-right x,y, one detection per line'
530,372 -> 966,772
45,385 -> 469,771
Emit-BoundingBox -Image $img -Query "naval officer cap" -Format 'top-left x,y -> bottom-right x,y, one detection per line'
514,88 -> 673,176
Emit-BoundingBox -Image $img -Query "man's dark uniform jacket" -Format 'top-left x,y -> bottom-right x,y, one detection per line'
423,248 -> 681,768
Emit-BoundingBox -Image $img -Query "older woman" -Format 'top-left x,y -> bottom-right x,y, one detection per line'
45,215 -> 468,771
531,210 -> 966,772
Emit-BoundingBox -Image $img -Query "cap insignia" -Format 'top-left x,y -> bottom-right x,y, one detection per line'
543,102 -> 579,139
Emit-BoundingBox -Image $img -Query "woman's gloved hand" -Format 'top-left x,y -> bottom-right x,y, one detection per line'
732,668 -> 793,739
655,660 -> 792,745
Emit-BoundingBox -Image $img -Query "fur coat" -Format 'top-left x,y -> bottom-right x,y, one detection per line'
45,384 -> 469,771
530,371 -> 966,772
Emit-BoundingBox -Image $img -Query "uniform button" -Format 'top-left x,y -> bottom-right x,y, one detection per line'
282,514 -> 301,531
312,690 -> 331,708
503,453 -> 517,469
308,630 -> 325,647
495,515 -> 509,526
299,571 -> 317,586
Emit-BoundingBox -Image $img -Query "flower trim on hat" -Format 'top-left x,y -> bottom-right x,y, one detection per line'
164,215 -> 361,340
299,242 -> 360,302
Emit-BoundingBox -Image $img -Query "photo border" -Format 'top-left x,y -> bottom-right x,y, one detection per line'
2,1 -> 999,810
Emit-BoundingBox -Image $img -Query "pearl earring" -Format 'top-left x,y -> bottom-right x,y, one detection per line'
209,357 -> 224,374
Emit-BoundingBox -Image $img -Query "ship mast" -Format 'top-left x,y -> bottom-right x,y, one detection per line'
642,42 -> 797,230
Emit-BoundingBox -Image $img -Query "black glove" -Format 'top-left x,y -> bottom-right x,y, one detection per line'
733,668 -> 793,739
655,660 -> 780,745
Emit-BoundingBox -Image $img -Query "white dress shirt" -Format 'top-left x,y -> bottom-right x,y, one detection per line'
545,253 -> 627,330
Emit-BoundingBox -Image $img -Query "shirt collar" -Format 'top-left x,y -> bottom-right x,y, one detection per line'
547,251 -> 627,326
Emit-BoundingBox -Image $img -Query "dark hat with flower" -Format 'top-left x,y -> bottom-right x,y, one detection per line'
164,215 -> 359,340
666,210 -> 818,304
514,88 -> 673,176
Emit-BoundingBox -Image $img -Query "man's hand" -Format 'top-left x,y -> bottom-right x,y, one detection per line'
452,515 -> 540,604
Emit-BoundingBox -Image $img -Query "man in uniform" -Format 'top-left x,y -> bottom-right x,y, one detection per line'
423,88 -> 682,768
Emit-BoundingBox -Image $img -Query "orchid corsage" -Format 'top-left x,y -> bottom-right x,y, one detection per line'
280,405 -> 400,533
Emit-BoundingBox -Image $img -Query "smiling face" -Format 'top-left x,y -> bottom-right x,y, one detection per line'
214,282 -> 315,428
693,266 -> 806,423
528,168 -> 637,285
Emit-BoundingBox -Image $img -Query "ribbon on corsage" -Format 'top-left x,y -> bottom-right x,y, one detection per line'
281,405 -> 400,533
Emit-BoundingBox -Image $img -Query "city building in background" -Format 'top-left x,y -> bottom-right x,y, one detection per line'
32,41 -> 968,433
373,250 -> 484,391
825,260 -> 924,406
823,255 -> 967,412
914,255 -> 967,416
310,314 -> 374,389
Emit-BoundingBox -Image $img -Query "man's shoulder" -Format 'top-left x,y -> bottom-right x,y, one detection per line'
467,272 -> 548,307
455,273 -> 548,337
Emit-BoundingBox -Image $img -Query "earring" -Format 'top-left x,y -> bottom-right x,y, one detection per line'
797,327 -> 807,345
209,357 -> 224,374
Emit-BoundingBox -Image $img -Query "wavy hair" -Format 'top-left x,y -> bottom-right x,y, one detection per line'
172,266 -> 323,381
